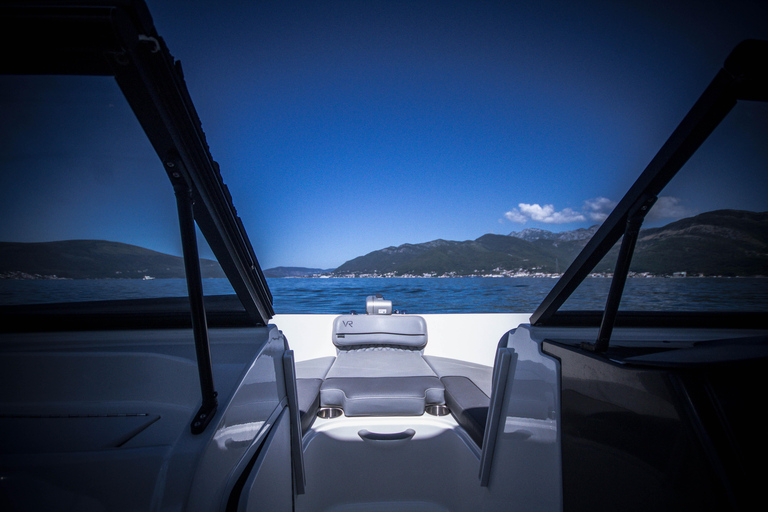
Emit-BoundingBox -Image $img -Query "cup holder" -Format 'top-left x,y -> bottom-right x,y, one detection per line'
425,404 -> 450,416
317,407 -> 343,419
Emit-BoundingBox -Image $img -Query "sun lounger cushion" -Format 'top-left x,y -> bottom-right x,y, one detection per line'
320,315 -> 444,416
321,348 -> 444,416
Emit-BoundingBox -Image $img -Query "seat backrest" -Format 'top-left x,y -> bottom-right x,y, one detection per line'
332,314 -> 427,350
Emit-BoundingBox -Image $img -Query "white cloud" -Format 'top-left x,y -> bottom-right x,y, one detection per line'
503,197 -> 617,225
504,209 -> 528,223
583,196 -> 617,222
646,196 -> 694,221
507,203 -> 586,224
502,195 -> 693,227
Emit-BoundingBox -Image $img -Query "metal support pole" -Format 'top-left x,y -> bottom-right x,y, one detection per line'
174,181 -> 218,434
589,195 -> 657,353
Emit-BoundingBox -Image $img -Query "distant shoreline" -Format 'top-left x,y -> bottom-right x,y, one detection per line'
276,273 -> 767,279
0,272 -> 71,280
3,272 -> 765,281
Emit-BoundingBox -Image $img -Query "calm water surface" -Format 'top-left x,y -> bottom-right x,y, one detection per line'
1,277 -> 766,314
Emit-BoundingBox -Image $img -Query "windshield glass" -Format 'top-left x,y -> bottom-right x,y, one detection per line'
2,74 -> 765,314
560,100 -> 768,313
0,74 -> 234,305
143,0 -> 768,315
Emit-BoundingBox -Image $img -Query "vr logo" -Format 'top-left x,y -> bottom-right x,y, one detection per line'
342,320 -> 354,327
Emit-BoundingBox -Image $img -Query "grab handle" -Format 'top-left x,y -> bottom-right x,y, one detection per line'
358,429 -> 415,442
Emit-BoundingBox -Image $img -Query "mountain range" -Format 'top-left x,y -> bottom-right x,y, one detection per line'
2,210 -> 766,279
333,210 -> 768,277
0,240 -> 224,279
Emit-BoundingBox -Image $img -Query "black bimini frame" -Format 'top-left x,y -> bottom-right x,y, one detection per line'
530,39 -> 768,347
1,0 -> 274,433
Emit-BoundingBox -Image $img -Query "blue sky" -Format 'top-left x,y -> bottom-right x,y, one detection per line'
1,0 -> 767,269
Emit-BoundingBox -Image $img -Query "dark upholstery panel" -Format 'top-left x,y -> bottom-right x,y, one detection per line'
441,376 -> 490,447
296,378 -> 323,433
423,355 -> 493,396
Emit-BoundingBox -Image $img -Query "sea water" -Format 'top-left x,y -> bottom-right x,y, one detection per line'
1,277 -> 766,314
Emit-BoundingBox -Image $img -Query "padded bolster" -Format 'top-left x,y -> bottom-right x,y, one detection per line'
295,356 -> 336,433
333,315 -> 427,350
423,355 -> 493,397
320,376 -> 444,416
441,376 -> 490,447
296,378 -> 323,433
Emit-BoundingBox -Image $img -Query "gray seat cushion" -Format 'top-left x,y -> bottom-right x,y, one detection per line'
295,356 -> 336,432
326,348 -> 437,379
320,348 -> 444,416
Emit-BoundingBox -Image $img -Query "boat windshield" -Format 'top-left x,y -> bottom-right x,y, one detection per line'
0,74 -> 235,306
560,99 -> 768,313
